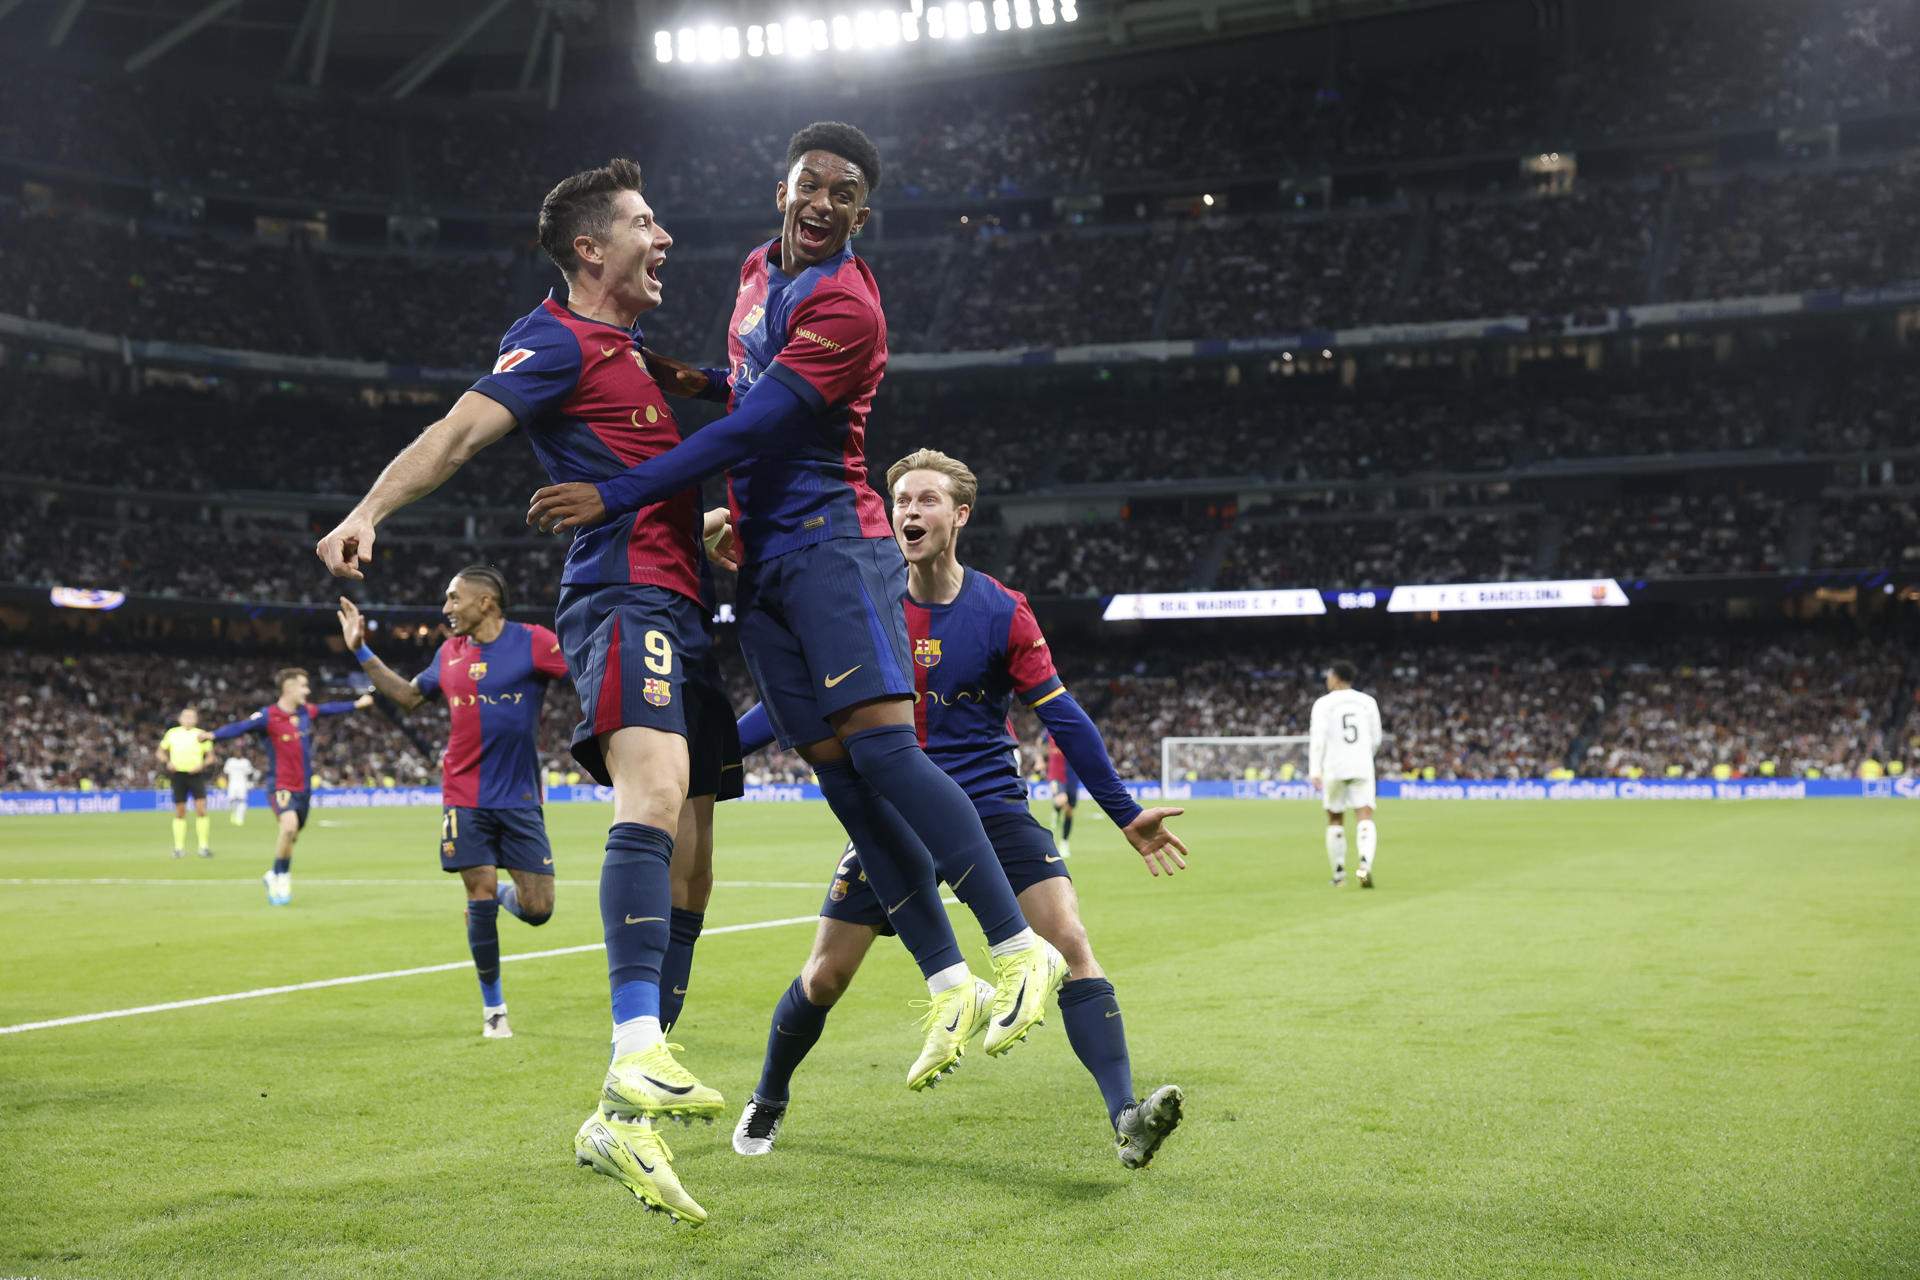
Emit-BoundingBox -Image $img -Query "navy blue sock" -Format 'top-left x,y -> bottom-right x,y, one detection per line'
814,758 -> 962,978
466,898 -> 503,1008
754,976 -> 832,1104
845,724 -> 1027,944
1062,810 -> 1074,840
659,907 -> 705,1031
601,822 -> 673,1025
1059,977 -> 1134,1126
271,856 -> 290,875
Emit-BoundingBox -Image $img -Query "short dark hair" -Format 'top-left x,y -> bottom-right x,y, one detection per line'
1328,659 -> 1358,684
455,564 -> 509,612
275,667 -> 309,692
786,122 -> 881,198
537,158 -> 644,277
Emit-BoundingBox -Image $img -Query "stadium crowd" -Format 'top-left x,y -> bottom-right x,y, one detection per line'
9,630 -> 1908,793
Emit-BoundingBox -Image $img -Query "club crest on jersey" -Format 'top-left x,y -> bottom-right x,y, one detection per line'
736,304 -> 765,337
913,638 -> 942,668
467,661 -> 488,681
643,678 -> 672,707
493,348 -> 536,374
830,878 -> 850,902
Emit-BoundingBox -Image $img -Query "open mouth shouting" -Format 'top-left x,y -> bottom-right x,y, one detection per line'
795,215 -> 834,255
645,254 -> 665,288
900,521 -> 928,548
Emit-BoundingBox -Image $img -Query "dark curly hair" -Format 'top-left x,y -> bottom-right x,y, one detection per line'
786,121 -> 881,198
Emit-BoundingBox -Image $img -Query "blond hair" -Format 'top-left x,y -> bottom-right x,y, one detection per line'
886,448 -> 978,509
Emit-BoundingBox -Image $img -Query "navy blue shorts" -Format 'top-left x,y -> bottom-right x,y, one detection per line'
821,808 -> 1068,935
736,537 -> 913,750
269,788 -> 311,830
555,583 -> 739,794
438,806 -> 555,874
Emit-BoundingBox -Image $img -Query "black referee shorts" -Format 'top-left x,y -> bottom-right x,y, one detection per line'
170,771 -> 208,804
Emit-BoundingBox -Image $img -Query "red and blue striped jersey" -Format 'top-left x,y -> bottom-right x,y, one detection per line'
212,700 -> 358,792
470,293 -> 703,602
414,623 -> 567,809
722,238 -> 892,564
904,568 -> 1063,814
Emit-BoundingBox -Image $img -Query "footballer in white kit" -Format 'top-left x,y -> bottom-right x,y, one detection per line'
1309,659 -> 1383,888
222,756 -> 259,827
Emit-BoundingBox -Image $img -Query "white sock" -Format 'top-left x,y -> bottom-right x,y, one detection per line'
988,926 -> 1039,959
485,1003 -> 507,1017
612,1014 -> 664,1058
1325,826 -> 1347,877
1356,820 -> 1377,871
230,804 -> 246,826
926,962 -> 971,994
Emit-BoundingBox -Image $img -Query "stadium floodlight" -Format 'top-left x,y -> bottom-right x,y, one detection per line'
1202,192 -> 1214,206
677,27 -> 695,60
877,9 -> 899,43
698,24 -> 722,60
1038,0 -> 1055,24
654,30 -> 673,61
1061,0 -> 1075,19
992,0 -> 1010,28
747,23 -> 765,54
968,1 -> 986,32
831,13 -> 852,47
926,5 -> 945,36
767,20 -> 784,52
1014,0 -> 1032,25
722,25 -> 741,57
945,1 -> 967,37
811,17 -> 829,48
785,16 -> 809,53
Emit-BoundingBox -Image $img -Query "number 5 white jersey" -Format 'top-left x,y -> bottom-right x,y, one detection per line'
1310,688 -> 1382,781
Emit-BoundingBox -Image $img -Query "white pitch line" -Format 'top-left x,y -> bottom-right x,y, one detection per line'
0,877 -> 826,890
0,912 -> 822,1037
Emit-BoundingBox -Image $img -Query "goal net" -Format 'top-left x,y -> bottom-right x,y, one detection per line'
1159,735 -> 1313,797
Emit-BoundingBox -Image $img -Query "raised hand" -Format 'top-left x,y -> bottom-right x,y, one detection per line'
336,597 -> 367,650
317,514 -> 377,580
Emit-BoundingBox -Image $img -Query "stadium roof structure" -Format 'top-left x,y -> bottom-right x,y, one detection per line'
1,0 -> 1501,98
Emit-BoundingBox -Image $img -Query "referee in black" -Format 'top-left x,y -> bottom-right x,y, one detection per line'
156,708 -> 216,858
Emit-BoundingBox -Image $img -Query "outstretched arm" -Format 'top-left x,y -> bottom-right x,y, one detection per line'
210,714 -> 265,742
338,598 -> 429,712
642,348 -> 731,404
316,392 -> 519,580
527,375 -> 811,533
1033,690 -> 1188,876
315,696 -> 374,717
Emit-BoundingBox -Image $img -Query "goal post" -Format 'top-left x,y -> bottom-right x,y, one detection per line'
1160,735 -> 1312,796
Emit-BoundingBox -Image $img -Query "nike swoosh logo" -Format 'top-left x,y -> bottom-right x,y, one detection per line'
636,1155 -> 656,1173
823,665 -> 861,688
951,864 -> 974,890
625,914 -> 664,925
672,986 -> 687,996
886,891 -> 915,913
1105,1009 -> 1122,1018
945,1010 -> 962,1033
601,345 -> 619,357
997,975 -> 1029,1027
775,1023 -> 799,1037
640,1073 -> 694,1096
1043,855 -> 1063,864
542,856 -> 554,864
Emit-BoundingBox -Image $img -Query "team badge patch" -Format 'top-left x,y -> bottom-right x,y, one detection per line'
913,637 -> 942,668
467,661 -> 488,681
736,303 -> 765,337
442,840 -> 457,858
643,678 -> 672,707
830,878 -> 849,902
493,348 -> 536,374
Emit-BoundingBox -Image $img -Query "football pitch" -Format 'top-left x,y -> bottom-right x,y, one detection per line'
2,800 -> 1914,1279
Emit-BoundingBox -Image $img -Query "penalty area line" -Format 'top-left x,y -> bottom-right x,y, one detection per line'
0,910 -> 827,1037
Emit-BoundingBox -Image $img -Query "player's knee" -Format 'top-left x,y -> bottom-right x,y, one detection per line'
520,906 -> 553,926
800,954 -> 855,1006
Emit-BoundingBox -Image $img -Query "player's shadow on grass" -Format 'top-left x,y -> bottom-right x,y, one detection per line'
802,1139 -> 1125,1201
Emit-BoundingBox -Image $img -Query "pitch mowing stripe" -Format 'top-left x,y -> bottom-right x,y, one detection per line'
0,911 -> 821,1036
0,877 -> 825,889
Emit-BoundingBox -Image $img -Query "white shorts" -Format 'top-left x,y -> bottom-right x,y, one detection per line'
1323,777 -> 1376,813
226,786 -> 249,801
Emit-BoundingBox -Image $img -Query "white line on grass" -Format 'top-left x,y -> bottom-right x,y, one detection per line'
0,877 -> 826,890
0,911 -> 829,1037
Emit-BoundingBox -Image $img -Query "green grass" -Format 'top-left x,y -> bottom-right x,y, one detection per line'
2,800 -> 1916,1279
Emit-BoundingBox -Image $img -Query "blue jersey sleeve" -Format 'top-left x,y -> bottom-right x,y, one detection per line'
211,708 -> 268,741
595,375 -> 810,518
412,642 -> 447,701
469,316 -> 582,427
1032,691 -> 1143,831
314,700 -> 358,717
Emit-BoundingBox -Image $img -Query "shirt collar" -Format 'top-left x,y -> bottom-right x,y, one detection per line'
546,289 -> 644,340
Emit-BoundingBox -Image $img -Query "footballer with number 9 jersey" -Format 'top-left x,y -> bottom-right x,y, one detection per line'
316,158 -> 738,1226
729,449 -> 1190,1172
338,568 -> 568,1041
529,124 -> 1067,1105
